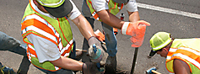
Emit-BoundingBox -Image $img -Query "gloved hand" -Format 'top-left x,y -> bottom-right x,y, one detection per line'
88,36 -> 107,65
88,36 -> 101,47
82,62 -> 101,74
121,20 -> 150,47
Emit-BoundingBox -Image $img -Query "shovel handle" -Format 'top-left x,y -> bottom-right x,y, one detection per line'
131,47 -> 139,74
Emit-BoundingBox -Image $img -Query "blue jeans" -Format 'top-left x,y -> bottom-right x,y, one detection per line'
0,31 -> 26,56
0,31 -> 30,74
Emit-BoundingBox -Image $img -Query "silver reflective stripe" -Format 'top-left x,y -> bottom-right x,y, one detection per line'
121,22 -> 129,35
22,14 -> 59,43
178,47 -> 200,56
172,53 -> 200,69
60,39 -> 74,54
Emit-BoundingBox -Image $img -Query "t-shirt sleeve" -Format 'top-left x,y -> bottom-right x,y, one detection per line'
91,0 -> 109,12
125,0 -> 138,12
27,34 -> 61,63
68,0 -> 81,20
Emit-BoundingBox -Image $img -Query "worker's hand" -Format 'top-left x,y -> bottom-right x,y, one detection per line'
88,36 -> 107,65
121,20 -> 150,47
82,62 -> 101,74
88,44 -> 107,65
88,36 -> 101,47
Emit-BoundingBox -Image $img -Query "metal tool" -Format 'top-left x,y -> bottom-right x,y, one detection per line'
93,44 -> 105,72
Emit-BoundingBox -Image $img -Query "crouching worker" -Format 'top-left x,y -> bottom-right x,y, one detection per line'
148,32 -> 200,74
21,0 -> 106,74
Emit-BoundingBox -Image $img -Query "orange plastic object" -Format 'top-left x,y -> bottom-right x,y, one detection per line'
94,29 -> 105,42
126,21 -> 150,47
113,28 -> 118,35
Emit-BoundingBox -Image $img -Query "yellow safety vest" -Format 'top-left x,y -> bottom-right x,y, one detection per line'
86,0 -> 124,21
166,38 -> 200,74
21,0 -> 74,71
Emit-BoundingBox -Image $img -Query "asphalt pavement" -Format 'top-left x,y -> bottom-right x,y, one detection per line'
0,0 -> 199,74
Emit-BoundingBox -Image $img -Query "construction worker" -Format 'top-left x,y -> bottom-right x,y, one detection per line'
0,31 -> 30,74
21,0 -> 106,74
148,32 -> 200,74
81,0 -> 150,73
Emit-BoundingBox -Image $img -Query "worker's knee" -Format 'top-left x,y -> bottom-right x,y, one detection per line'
0,32 -> 20,50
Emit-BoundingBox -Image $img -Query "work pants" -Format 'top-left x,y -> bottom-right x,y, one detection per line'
0,31 -> 26,55
0,31 -> 30,74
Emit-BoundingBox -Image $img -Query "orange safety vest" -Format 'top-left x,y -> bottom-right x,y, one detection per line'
21,0 -> 74,71
166,39 -> 200,74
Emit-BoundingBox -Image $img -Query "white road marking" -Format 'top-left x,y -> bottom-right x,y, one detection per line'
137,3 -> 200,19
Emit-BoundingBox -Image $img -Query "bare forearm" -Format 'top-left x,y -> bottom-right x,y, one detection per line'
97,10 -> 125,29
72,15 -> 95,40
50,56 -> 83,71
128,11 -> 140,22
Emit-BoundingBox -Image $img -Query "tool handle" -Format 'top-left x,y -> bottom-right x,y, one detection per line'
131,47 -> 139,74
152,70 -> 161,74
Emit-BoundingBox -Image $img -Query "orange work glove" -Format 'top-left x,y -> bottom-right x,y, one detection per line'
113,28 -> 118,35
94,29 -> 105,42
121,20 -> 150,47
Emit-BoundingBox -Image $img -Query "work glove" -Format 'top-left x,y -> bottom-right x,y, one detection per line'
88,36 -> 107,65
94,29 -> 105,43
121,20 -> 150,47
82,62 -> 101,74
113,28 -> 118,35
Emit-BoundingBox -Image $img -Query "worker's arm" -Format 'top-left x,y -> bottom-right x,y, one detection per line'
126,0 -> 140,22
173,59 -> 190,74
72,14 -> 95,40
127,11 -> 140,22
96,7 -> 140,29
72,14 -> 106,64
50,56 -> 83,71
68,0 -> 95,40
50,56 -> 100,74
97,10 -> 125,29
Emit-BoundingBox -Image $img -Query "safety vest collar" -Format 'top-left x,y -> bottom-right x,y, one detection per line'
29,0 -> 56,19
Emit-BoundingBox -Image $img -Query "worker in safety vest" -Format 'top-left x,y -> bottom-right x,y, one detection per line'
21,0 -> 106,74
148,32 -> 200,74
81,0 -> 150,73
0,31 -> 30,74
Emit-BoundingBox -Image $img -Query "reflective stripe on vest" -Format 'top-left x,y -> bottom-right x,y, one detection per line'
166,47 -> 200,73
86,0 -> 124,21
21,1 -> 74,71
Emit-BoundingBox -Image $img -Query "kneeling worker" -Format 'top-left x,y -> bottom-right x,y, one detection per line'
148,32 -> 200,74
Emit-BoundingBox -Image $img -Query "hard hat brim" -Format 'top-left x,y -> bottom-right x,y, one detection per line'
44,0 -> 73,18
148,49 -> 157,58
